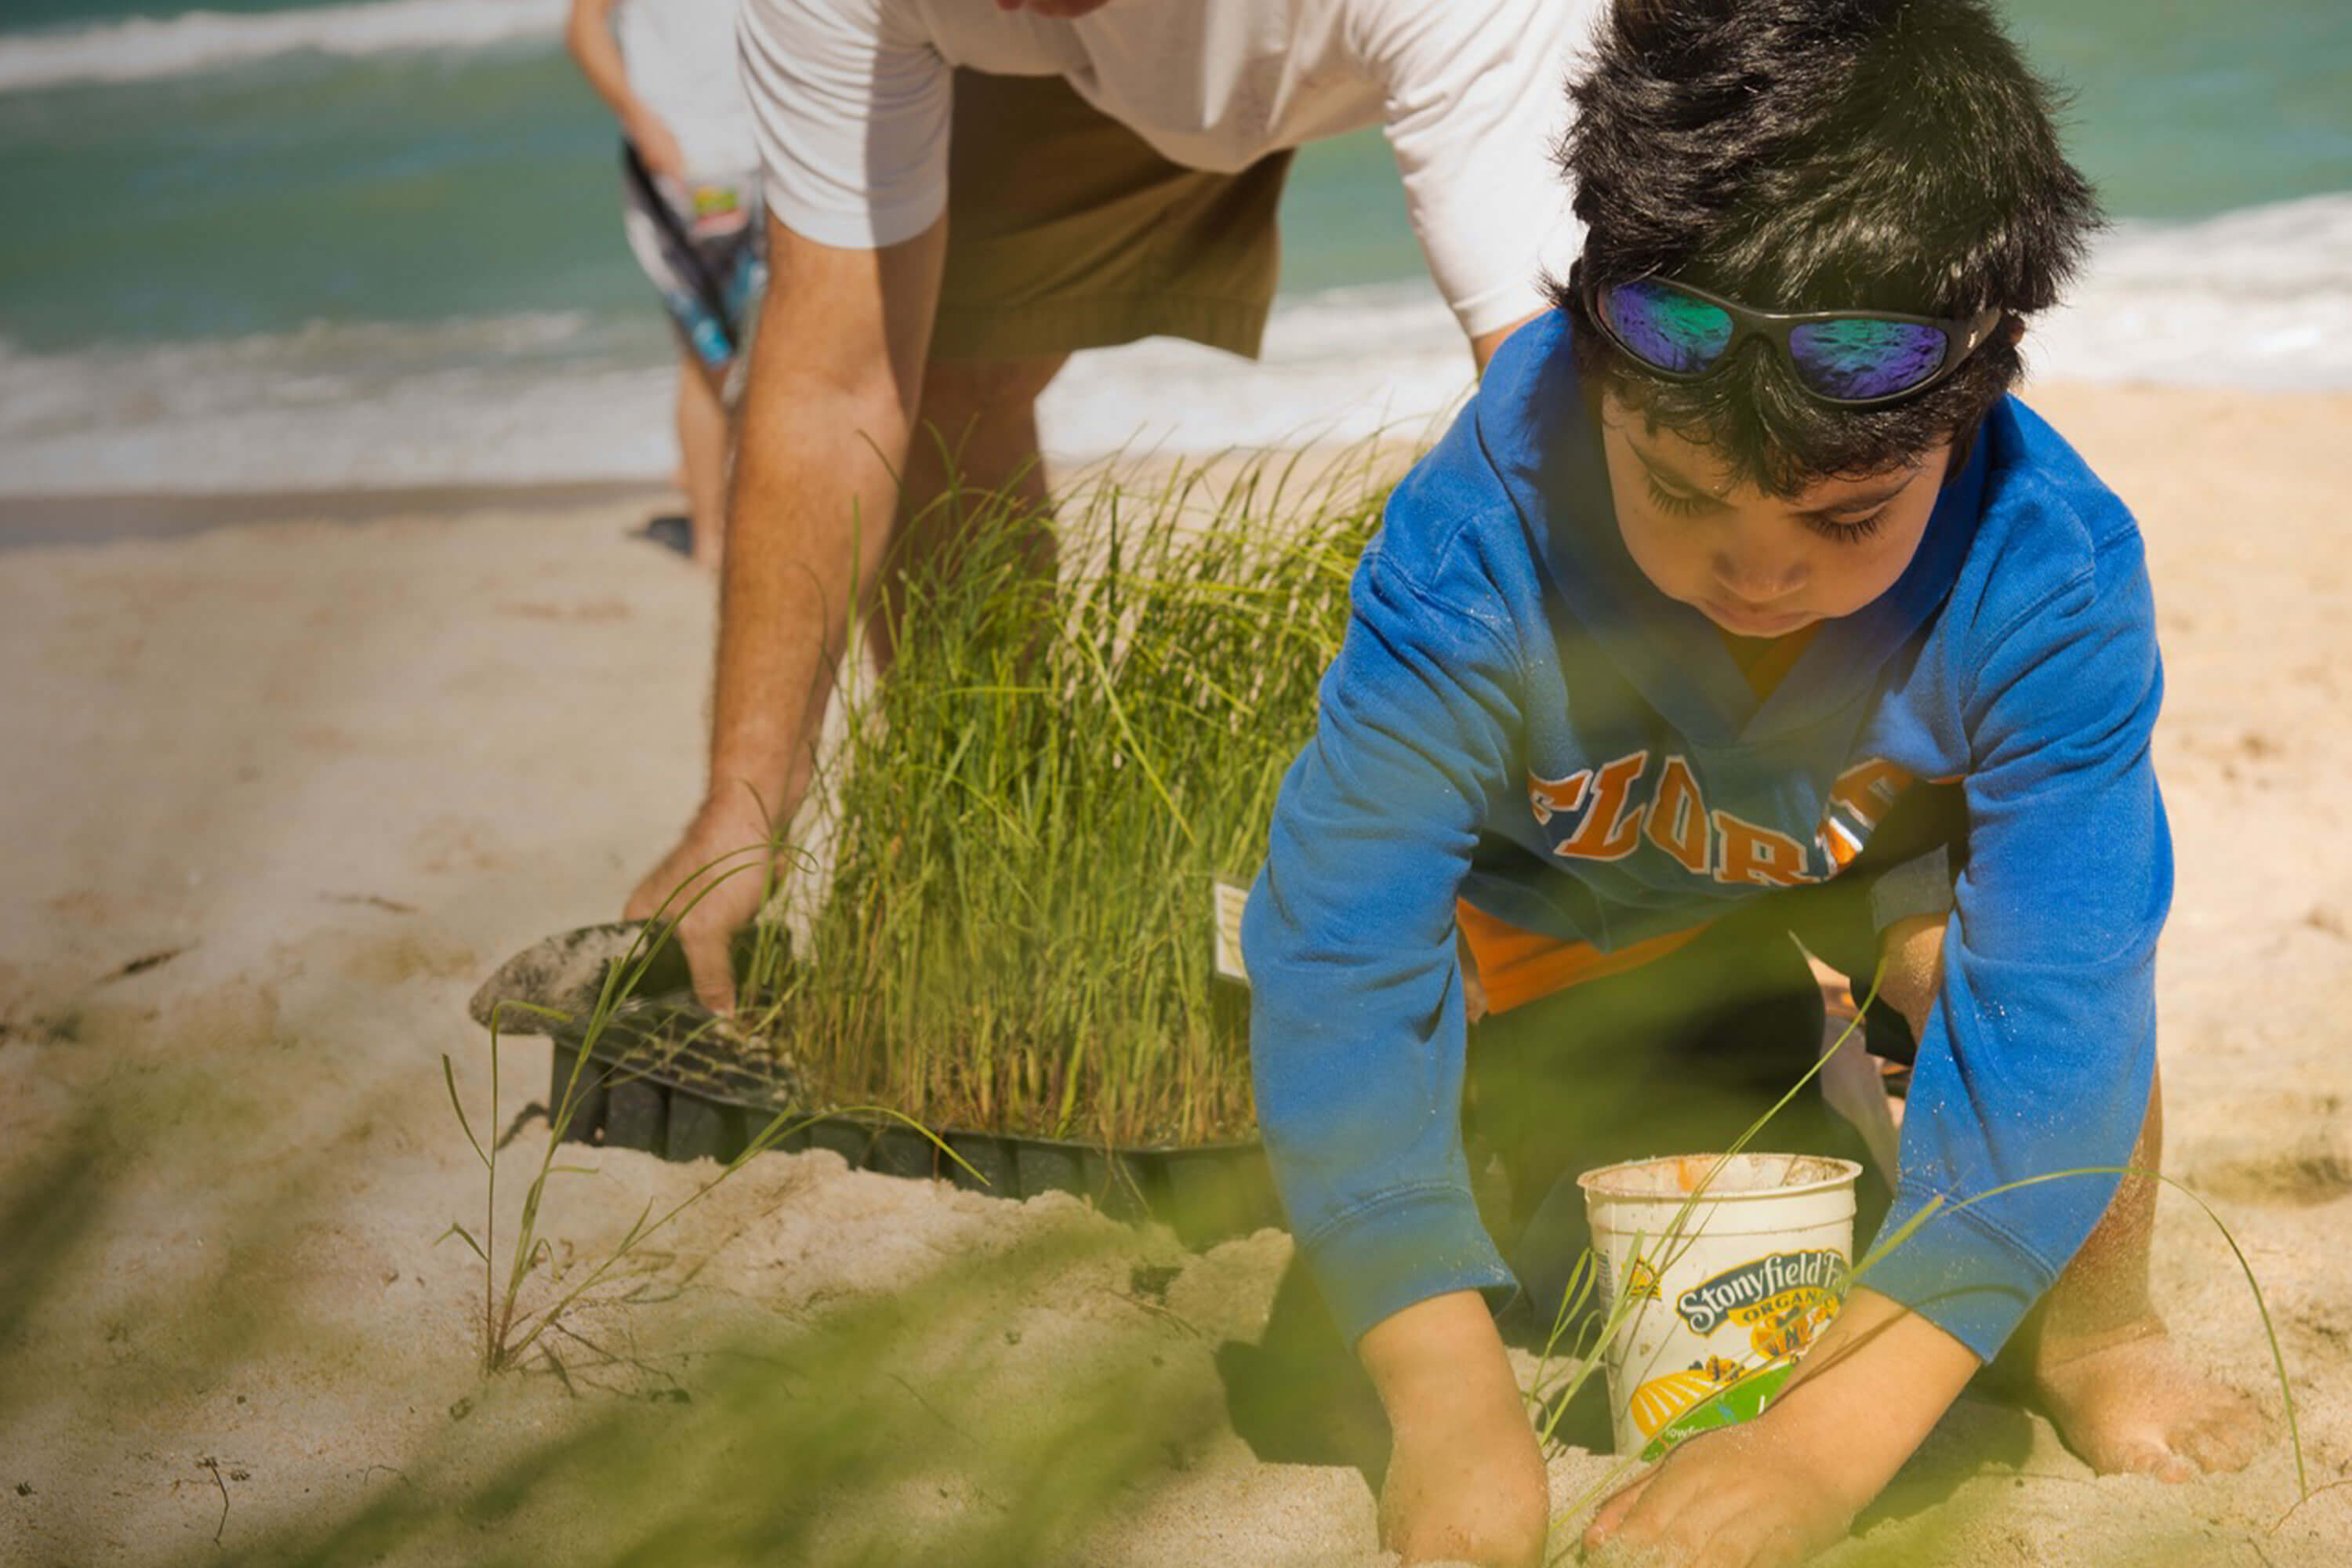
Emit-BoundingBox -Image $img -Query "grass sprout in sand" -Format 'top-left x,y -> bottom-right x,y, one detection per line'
735,448 -> 1391,1147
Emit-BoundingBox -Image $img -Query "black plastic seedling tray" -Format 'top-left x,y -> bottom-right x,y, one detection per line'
546,1022 -> 1281,1252
473,923 -> 1283,1251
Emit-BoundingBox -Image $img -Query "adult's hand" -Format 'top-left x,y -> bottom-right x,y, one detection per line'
624,792 -> 780,1016
1360,1292 -> 1549,1566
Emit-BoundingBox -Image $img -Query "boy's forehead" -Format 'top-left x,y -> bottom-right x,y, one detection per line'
1603,393 -> 1938,504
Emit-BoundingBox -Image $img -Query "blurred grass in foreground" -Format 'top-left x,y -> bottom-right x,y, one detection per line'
0,1098 -> 1229,1568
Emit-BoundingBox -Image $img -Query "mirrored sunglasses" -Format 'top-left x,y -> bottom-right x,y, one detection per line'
1587,271 -> 2005,407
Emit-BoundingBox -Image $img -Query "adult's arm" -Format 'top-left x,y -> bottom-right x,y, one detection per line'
626,212 -> 946,1012
1363,1 -> 1595,358
1470,318 -> 1537,376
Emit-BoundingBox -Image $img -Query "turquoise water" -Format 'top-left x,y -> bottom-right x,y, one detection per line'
0,2 -> 2346,491
2,0 -> 2347,354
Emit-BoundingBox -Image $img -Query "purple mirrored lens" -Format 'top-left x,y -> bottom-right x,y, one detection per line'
1602,280 -> 1735,374
1786,318 -> 1949,401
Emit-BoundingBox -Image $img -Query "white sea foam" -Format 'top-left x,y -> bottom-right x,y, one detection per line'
1037,282 -> 1473,462
0,0 -> 561,95
2,195 -> 2347,499
0,312 -> 677,495
2029,192 -> 2352,393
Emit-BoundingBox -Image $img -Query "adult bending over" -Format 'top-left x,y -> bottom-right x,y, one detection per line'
627,0 -> 1602,1010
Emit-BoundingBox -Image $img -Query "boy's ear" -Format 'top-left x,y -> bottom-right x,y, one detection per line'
2002,317 -> 2027,346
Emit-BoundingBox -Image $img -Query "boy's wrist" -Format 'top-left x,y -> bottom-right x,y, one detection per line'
1358,1290 -> 1523,1436
1761,1287 -> 1982,1508
1361,1292 -> 1548,1568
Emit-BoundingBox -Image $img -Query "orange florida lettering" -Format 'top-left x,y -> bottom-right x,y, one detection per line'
1713,808 -> 1813,887
1552,750 -> 1650,862
1528,768 -> 1592,827
1815,757 -> 1918,869
1644,753 -> 1711,875
1530,751 -> 1914,886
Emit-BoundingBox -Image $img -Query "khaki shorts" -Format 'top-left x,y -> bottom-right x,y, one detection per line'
932,71 -> 1293,365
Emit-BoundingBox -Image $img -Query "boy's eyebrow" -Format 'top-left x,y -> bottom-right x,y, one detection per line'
1626,441 -> 1727,499
1631,434 -> 1918,516
1795,476 -> 1914,518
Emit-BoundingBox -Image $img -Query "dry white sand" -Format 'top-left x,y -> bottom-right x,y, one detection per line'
2,382 -> 2349,1564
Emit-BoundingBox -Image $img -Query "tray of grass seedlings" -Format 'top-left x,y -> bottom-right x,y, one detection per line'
470,447 -> 1398,1248
469,919 -> 1283,1250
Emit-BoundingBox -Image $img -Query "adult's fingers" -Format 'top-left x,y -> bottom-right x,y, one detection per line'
621,877 -> 662,924
678,910 -> 740,1018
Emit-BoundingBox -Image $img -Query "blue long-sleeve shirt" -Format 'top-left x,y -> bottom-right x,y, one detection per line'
1243,312 -> 2167,1361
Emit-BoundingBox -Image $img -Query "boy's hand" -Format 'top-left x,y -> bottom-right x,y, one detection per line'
1381,1395 -> 1548,1566
1582,1418 -> 1857,1567
1360,1292 -> 1548,1566
1583,1289 -> 1979,1567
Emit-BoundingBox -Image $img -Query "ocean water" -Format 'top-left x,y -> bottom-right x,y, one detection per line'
0,0 -> 2346,495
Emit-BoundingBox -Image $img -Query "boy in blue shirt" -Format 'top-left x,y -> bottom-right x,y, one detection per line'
1241,2 -> 2263,1563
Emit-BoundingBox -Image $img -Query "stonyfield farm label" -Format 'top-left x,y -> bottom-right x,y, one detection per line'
1674,1249 -> 1846,1337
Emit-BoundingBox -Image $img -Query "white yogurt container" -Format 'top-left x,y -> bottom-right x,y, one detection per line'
1577,1152 -> 1860,1458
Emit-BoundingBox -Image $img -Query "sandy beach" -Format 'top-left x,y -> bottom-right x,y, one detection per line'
3,379 -> 2350,1565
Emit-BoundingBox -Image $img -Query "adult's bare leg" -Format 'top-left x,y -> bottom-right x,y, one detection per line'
867,353 -> 1067,674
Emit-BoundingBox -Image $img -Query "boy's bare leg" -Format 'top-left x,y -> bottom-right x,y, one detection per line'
1879,917 -> 2261,1479
2017,1069 -> 2263,1479
676,350 -> 731,568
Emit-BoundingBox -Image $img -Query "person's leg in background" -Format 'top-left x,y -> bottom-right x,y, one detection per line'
674,347 -> 731,568
615,140 -> 766,568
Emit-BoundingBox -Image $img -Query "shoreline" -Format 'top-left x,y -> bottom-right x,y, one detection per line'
4,378 -> 2344,553
0,477 -> 672,550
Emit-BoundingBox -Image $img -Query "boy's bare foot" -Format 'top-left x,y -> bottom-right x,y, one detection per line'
2031,1315 -> 2263,1481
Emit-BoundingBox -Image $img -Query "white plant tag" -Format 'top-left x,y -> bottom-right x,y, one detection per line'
1212,877 -> 1251,986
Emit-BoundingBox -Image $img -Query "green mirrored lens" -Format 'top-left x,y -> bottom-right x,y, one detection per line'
1604,281 -> 1735,373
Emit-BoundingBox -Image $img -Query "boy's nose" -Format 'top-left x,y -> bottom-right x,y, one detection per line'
1711,548 -> 1805,601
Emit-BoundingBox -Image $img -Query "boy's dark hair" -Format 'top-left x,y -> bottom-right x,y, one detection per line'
1551,0 -> 2102,494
